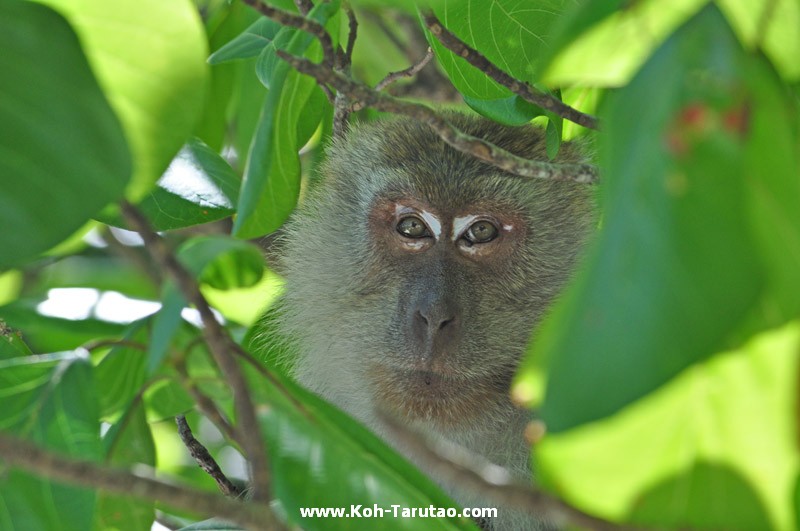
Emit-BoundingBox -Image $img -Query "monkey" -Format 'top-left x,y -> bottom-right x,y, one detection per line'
272,113 -> 596,530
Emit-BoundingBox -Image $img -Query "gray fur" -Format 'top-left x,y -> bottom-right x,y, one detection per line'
272,114 -> 595,530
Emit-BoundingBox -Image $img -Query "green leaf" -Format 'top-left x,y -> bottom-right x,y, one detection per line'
0,321 -> 34,360
232,1 -> 338,238
177,236 -> 265,291
0,354 -> 102,531
96,403 -> 156,531
246,362 -> 476,531
717,0 -> 800,81
462,95 -> 542,126
518,5 -> 766,431
536,322 -> 799,529
543,0 -> 705,86
31,255 -> 158,301
94,323 -> 148,419
427,0 -> 566,100
0,301 -> 128,353
0,1 -> 130,269
40,0 -> 209,202
100,138 -> 240,231
208,17 -> 282,64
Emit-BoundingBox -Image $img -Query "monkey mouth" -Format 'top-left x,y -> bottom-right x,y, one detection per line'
366,364 -> 510,428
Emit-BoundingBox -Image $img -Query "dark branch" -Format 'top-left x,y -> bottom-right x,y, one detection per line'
422,11 -> 600,131
119,202 -> 272,503
240,0 -> 336,68
277,52 -> 599,184
375,47 -> 434,91
176,416 -> 242,498
0,433 -> 281,531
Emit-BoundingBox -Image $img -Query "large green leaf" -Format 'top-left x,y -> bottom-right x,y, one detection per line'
247,362 -> 476,531
0,354 -> 102,531
428,0 -> 566,100
100,138 -> 240,231
543,0 -> 705,86
232,1 -> 338,238
0,2 -> 130,269
95,403 -> 156,531
39,0 -> 208,202
517,5 -> 768,432
536,322 -> 799,529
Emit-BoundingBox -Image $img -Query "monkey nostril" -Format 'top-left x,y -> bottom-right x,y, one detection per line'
438,317 -> 453,331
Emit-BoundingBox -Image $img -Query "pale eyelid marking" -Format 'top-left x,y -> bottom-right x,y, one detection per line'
451,215 -> 512,241
394,205 -> 442,240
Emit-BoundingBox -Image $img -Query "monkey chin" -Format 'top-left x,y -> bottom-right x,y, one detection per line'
366,363 -> 511,431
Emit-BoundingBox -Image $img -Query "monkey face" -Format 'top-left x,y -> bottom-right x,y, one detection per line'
280,115 -> 594,432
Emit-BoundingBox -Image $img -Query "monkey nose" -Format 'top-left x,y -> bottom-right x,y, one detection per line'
415,309 -> 456,335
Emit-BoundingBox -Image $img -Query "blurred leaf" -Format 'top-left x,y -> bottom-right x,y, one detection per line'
208,16 -> 282,64
0,271 -> 22,307
94,327 -> 148,419
0,301 -> 128,353
177,236 -> 265,290
232,1 -> 338,238
0,321 -> 34,359
0,2 -> 130,269
717,0 -> 800,81
100,138 -> 240,231
543,0 -> 704,86
202,268 -> 284,327
40,0 -> 208,201
427,0 -> 565,101
518,5 -> 766,431
0,354 -> 102,531
535,0 -> 627,74
147,286 -> 185,376
96,403 -> 156,531
246,362 -> 476,531
537,322 -> 799,529
33,255 -> 158,301
144,377 -> 194,421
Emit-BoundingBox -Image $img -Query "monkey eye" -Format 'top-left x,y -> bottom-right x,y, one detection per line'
397,216 -> 430,238
464,220 -> 498,244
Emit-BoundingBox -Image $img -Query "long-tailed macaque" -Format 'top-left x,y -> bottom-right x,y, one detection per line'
275,114 -> 595,529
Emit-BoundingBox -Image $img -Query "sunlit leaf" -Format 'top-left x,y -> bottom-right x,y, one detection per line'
537,322 -> 799,529
232,1 -> 338,238
517,5 -> 766,431
39,0 -> 208,201
0,2 -> 130,269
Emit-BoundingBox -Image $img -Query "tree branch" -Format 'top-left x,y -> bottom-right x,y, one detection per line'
277,52 -> 599,184
0,433 -> 281,531
176,415 -> 242,498
422,11 -> 600,131
119,202 -> 272,503
240,0 -> 336,68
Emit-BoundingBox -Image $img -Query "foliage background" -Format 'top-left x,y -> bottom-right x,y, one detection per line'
0,0 -> 799,530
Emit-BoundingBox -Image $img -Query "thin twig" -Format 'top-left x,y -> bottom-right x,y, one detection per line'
375,47 -> 434,91
343,5 -> 358,68
119,202 -> 272,503
0,433 -> 281,531
380,414 -> 635,531
240,0 -> 336,68
176,416 -> 242,498
277,52 -> 599,184
422,11 -> 600,131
